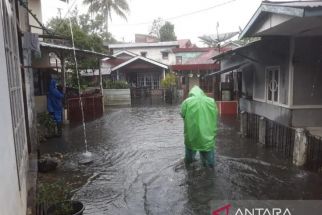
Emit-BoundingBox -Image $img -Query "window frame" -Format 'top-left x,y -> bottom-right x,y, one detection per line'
265,66 -> 280,104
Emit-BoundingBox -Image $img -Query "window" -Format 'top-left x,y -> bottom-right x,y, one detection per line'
152,74 -> 160,89
137,73 -> 145,87
136,73 -> 160,89
266,67 -> 280,103
176,56 -> 182,64
161,51 -> 169,60
140,51 -> 147,57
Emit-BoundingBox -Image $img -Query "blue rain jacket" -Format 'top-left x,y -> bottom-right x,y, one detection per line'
47,79 -> 64,123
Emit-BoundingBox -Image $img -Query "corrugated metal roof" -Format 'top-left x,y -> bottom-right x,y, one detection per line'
40,42 -> 109,57
109,41 -> 179,49
263,1 -> 322,8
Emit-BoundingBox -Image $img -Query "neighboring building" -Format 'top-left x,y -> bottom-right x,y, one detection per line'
109,41 -> 179,65
213,0 -> 322,128
135,34 -> 159,43
171,48 -> 220,98
102,51 -> 168,96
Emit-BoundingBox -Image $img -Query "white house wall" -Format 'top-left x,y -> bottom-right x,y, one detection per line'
0,2 -> 27,214
113,47 -> 176,65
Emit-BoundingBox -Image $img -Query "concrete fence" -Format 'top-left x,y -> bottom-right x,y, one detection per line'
103,89 -> 131,106
240,111 -> 322,171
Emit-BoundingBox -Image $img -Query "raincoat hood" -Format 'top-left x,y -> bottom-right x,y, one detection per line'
50,79 -> 57,89
181,85 -> 218,151
188,86 -> 205,98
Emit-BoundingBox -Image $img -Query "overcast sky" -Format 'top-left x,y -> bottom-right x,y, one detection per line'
42,0 -> 264,46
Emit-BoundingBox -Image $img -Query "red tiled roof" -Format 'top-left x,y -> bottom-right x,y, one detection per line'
171,64 -> 219,71
186,49 -> 219,65
173,47 -> 214,53
103,58 -> 128,67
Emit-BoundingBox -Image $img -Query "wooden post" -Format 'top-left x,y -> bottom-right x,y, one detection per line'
98,58 -> 104,113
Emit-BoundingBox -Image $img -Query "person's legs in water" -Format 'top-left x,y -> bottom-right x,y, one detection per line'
53,111 -> 63,137
200,149 -> 215,168
185,147 -> 197,165
56,122 -> 62,137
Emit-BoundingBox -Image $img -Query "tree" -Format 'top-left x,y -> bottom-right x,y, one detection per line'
159,21 -> 177,42
79,13 -> 117,43
83,0 -> 129,38
149,17 -> 163,39
47,11 -> 106,88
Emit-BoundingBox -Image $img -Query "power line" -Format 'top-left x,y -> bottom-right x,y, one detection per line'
110,0 -> 238,27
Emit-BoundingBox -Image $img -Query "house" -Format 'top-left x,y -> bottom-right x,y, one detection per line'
171,48 -> 220,98
214,0 -> 322,127
102,50 -> 168,97
212,1 -> 322,167
108,41 -> 179,65
0,0 -> 41,214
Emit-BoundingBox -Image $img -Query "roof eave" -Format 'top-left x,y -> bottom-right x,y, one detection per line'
239,3 -> 304,39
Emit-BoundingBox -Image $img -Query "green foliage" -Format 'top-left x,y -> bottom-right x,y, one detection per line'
149,17 -> 163,39
38,112 -> 56,140
103,80 -> 129,89
159,21 -> 177,42
161,73 -> 177,89
37,180 -> 73,214
83,0 -> 129,37
47,13 -> 105,52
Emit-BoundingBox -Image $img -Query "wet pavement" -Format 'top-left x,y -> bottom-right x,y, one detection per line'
41,104 -> 322,215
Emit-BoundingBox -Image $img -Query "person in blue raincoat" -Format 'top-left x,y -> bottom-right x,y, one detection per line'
47,79 -> 64,136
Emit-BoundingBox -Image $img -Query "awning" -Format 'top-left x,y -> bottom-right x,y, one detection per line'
206,62 -> 249,77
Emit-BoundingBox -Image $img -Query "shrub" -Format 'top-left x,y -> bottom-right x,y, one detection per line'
161,73 -> 177,89
37,180 -> 73,214
103,80 -> 129,89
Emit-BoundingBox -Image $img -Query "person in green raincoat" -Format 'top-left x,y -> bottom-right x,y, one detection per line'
180,85 -> 218,168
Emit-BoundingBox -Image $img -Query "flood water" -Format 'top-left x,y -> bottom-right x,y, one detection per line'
42,104 -> 322,215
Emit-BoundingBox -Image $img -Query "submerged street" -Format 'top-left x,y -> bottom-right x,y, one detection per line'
42,105 -> 322,215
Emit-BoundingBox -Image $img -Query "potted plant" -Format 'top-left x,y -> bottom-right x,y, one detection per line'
37,180 -> 85,215
161,73 -> 178,104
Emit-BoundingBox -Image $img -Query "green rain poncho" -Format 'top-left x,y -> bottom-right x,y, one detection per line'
181,86 -> 218,151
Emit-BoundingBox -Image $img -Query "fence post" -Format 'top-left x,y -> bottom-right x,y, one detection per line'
240,111 -> 248,137
293,128 -> 308,166
258,116 -> 266,145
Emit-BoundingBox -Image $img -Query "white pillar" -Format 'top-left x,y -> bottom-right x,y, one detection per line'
258,116 -> 266,145
240,111 -> 248,137
162,68 -> 166,80
293,128 -> 308,166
